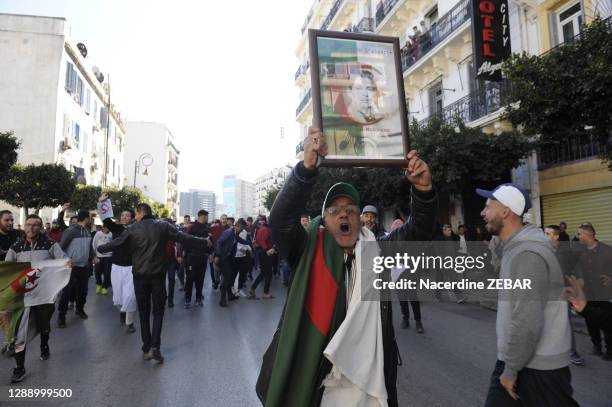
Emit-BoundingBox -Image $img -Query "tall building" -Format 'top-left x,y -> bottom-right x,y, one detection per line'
180,189 -> 216,220
222,175 -> 255,218
294,0 -> 612,239
254,165 -> 292,216
0,13 -> 125,221
124,122 -> 180,218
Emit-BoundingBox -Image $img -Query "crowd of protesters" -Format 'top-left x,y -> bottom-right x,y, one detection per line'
1,141 -> 610,407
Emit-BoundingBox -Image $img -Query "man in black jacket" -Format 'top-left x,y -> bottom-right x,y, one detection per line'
256,127 -> 437,406
183,209 -> 212,308
98,203 -> 209,363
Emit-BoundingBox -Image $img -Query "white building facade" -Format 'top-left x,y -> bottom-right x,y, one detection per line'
124,122 -> 180,218
222,175 -> 255,219
0,13 -> 126,221
254,165 -> 292,216
180,189 -> 216,220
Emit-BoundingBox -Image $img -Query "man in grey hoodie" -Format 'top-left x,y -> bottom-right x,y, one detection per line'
478,184 -> 577,406
58,210 -> 94,326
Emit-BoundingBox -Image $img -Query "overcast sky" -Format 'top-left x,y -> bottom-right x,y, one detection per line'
0,0 -> 313,200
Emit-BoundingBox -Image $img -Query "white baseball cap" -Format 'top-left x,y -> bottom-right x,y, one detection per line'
476,184 -> 531,216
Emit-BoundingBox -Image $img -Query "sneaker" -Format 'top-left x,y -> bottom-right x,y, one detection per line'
76,310 -> 88,319
184,301 -> 192,309
238,289 -> 248,298
592,345 -> 604,356
10,367 -> 26,383
120,312 -> 126,325
143,350 -> 153,360
151,348 -> 164,364
96,285 -> 102,295
58,315 -> 66,328
168,299 -> 174,308
400,318 -> 410,329
126,324 -> 136,334
247,289 -> 258,300
100,287 -> 108,295
570,352 -> 585,365
40,346 -> 50,361
228,295 -> 240,302
416,321 -> 424,334
262,293 -> 275,300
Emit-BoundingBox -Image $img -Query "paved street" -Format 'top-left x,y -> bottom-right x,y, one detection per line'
1,277 -> 611,407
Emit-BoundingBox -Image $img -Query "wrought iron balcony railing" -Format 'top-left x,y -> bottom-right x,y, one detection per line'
400,0 -> 470,72
417,80 -> 512,128
353,17 -> 374,33
296,89 -> 312,117
538,134 -> 608,169
321,0 -> 344,30
375,0 -> 400,26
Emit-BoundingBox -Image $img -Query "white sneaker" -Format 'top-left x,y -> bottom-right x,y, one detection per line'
238,289 -> 248,298
232,287 -> 238,295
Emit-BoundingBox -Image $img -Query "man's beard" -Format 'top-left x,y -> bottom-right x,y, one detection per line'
485,216 -> 503,236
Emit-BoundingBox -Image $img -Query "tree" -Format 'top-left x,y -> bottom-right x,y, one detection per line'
264,187 -> 280,212
0,131 -> 20,174
70,185 -> 102,211
503,17 -> 612,168
106,188 -> 145,214
151,201 -> 173,219
0,164 -> 74,215
410,117 -> 533,192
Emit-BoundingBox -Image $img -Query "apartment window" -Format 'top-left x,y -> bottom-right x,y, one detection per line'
112,159 -> 116,177
557,2 -> 582,44
65,62 -> 77,94
428,81 -> 443,115
85,88 -> 91,115
73,123 -> 80,150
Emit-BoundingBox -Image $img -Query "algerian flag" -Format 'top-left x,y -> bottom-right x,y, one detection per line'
0,260 -> 71,353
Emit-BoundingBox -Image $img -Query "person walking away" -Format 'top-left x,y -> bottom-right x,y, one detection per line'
98,203 -> 209,363
92,225 -> 113,296
214,219 -> 249,307
248,215 -> 277,300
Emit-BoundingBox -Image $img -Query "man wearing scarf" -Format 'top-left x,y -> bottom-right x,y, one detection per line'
256,127 -> 437,406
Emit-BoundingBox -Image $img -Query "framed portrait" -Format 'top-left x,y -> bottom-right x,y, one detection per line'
308,29 -> 409,167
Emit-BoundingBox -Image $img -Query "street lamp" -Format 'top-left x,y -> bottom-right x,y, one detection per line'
133,153 -> 153,188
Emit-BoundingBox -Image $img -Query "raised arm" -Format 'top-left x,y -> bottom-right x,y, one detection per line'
98,228 -> 130,253
380,150 -> 437,242
58,203 -> 70,231
269,128 -> 325,269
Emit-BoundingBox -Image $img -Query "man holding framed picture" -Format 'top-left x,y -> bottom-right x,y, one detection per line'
256,127 -> 437,407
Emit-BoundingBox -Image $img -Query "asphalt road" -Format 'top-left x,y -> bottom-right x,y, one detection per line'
1,276 -> 610,407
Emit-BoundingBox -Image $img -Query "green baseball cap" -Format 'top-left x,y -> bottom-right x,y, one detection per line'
321,182 -> 360,217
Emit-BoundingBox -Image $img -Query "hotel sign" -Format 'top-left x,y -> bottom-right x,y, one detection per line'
471,0 -> 511,81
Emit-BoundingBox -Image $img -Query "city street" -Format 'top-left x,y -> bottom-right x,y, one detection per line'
1,277 -> 611,407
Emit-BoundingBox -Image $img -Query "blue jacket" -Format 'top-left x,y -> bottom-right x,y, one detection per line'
215,228 -> 250,259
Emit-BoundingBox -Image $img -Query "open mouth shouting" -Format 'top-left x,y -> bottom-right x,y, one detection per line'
340,222 -> 351,234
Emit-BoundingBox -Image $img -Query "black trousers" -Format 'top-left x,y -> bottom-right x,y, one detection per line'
166,259 -> 177,302
484,360 -> 578,407
133,275 -> 165,352
185,256 -> 206,302
233,256 -> 251,290
252,252 -> 273,294
94,257 -> 112,288
58,266 -> 90,314
399,301 -> 421,321
585,301 -> 612,350
220,257 -> 235,299
14,304 -> 55,369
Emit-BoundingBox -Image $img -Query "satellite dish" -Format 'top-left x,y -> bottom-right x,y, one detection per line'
92,66 -> 104,83
77,42 -> 88,58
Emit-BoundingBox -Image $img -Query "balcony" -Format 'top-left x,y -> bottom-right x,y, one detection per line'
296,140 -> 304,156
296,89 -> 312,118
538,134 -> 608,170
353,17 -> 374,33
417,81 -> 512,128
294,61 -> 310,82
375,0 -> 400,27
400,0 -> 470,72
321,0 -> 344,30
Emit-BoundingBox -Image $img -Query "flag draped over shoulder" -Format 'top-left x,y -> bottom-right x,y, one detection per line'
261,216 -> 348,407
0,260 -> 70,353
